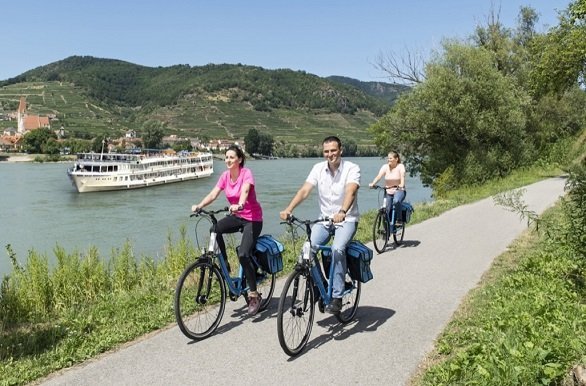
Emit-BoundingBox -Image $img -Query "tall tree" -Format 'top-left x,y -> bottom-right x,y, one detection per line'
257,132 -> 274,156
22,128 -> 57,154
370,41 -> 530,190
244,128 -> 260,154
142,120 -> 165,149
529,0 -> 586,95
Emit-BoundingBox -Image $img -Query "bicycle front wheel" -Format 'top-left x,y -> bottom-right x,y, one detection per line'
277,268 -> 315,356
336,272 -> 361,323
174,260 -> 226,340
372,210 -> 388,254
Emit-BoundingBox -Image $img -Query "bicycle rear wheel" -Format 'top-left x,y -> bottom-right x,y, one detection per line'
393,221 -> 405,246
256,270 -> 276,311
277,268 -> 315,356
336,272 -> 361,323
174,260 -> 226,340
372,209 -> 388,254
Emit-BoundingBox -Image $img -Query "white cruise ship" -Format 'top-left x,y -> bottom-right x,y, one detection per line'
67,150 -> 214,193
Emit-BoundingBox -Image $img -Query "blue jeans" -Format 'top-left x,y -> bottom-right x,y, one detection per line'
310,221 -> 357,298
386,190 -> 406,230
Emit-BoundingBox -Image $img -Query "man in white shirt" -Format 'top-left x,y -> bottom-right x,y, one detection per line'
280,136 -> 360,313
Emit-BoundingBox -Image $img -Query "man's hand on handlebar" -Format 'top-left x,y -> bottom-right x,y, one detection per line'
279,210 -> 292,221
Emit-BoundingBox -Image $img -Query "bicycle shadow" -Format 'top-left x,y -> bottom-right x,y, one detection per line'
286,306 -> 396,361
204,298 -> 279,339
382,239 -> 421,252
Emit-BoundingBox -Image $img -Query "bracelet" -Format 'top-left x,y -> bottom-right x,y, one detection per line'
238,204 -> 244,210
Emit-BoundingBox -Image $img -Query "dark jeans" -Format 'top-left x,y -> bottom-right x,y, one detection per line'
213,215 -> 263,292
385,190 -> 406,226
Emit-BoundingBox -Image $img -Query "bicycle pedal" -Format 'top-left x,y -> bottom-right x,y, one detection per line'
229,292 -> 239,301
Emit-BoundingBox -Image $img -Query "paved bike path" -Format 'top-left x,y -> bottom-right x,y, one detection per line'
39,177 -> 567,386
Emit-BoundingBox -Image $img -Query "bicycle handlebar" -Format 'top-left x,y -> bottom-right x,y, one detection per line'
190,207 -> 230,219
281,214 -> 333,227
370,184 -> 399,190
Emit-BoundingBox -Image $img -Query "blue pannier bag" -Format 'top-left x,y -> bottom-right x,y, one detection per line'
345,241 -> 374,283
254,235 -> 284,274
401,201 -> 414,223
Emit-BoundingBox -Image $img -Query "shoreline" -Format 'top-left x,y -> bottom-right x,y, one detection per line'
0,154 -> 36,162
0,154 -> 77,163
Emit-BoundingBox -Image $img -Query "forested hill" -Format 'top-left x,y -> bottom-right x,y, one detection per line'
0,56 -> 410,148
1,56 -> 392,115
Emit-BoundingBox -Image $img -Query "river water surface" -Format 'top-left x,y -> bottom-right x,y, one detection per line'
0,157 -> 432,276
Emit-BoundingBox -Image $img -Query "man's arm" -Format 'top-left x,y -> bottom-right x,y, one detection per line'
333,182 -> 359,223
280,182 -> 314,220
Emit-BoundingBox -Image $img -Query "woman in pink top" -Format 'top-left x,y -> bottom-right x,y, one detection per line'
192,145 -> 264,315
368,151 -> 406,232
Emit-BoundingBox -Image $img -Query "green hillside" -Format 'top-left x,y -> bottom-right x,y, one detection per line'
0,56 -> 403,146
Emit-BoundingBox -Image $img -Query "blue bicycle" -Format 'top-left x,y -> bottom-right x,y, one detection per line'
174,207 -> 276,340
371,185 -> 406,253
276,215 -> 361,356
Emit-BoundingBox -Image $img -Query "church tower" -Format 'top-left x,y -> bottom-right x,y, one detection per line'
17,97 -> 26,133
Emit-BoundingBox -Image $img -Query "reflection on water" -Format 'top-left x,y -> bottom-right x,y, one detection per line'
0,158 -> 432,275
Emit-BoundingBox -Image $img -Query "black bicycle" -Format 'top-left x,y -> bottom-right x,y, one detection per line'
276,215 -> 361,356
174,207 -> 276,340
371,185 -> 405,253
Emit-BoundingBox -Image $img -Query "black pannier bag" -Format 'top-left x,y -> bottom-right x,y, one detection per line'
401,202 -> 414,223
253,235 -> 284,274
345,240 -> 374,283
321,241 -> 374,283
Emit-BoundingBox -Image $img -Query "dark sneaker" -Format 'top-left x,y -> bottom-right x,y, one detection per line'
247,295 -> 262,316
317,298 -> 325,313
325,297 -> 342,314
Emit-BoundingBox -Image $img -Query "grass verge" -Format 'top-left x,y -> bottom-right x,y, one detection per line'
410,201 -> 586,385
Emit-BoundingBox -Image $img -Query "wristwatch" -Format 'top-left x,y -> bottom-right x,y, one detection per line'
339,209 -> 347,214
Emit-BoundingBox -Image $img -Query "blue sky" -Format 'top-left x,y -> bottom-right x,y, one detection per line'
1,0 -> 571,82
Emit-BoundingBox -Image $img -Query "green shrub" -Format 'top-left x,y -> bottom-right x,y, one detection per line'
563,162 -> 586,261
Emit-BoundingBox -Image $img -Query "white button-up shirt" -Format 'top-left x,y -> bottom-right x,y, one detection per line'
306,159 -> 360,222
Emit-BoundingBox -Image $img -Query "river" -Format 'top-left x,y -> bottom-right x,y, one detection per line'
0,157 -> 432,276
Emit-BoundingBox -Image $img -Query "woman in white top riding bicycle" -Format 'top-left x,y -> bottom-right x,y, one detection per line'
368,151 -> 406,232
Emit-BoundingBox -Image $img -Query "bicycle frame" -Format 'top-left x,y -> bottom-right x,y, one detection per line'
195,209 -> 256,297
372,185 -> 395,226
383,191 -> 398,229
289,217 -> 349,307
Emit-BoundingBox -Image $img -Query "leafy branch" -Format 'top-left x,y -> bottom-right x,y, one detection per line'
493,188 -> 540,229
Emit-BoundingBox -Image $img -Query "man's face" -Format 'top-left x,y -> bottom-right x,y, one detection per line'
322,140 -> 342,167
